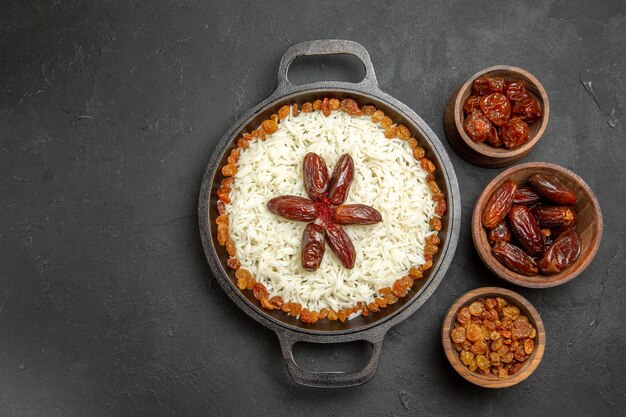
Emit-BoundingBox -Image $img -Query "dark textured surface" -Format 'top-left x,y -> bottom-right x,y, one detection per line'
1,1 -> 624,416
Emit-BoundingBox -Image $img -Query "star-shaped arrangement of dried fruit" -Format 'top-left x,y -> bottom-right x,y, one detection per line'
267,153 -> 382,271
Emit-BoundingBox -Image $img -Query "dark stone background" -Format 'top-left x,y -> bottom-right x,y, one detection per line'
1,1 -> 624,416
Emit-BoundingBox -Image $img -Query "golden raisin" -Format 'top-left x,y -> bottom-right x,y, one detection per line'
375,297 -> 387,308
371,110 -> 384,123
489,352 -> 501,366
428,181 -> 440,195
491,338 -> 503,352
261,119 -> 278,134
292,103 -> 300,117
471,340 -> 489,355
261,298 -> 274,310
524,338 -> 535,355
496,297 -> 507,311
236,138 -> 249,149
222,164 -> 237,177
368,302 -> 380,312
269,296 -> 284,309
380,116 -> 393,128
429,218 -> 442,231
289,303 -> 302,317
419,260 -> 433,272
412,146 -> 425,160
384,292 -> 399,305
468,358 -> 478,372
456,307 -> 471,325
425,234 -> 440,246
227,149 -> 240,164
301,102 -> 313,113
466,323 -> 483,341
340,98 -> 362,116
384,126 -> 398,139
312,99 -> 322,110
460,350 -> 474,366
225,239 -> 236,256
327,309 -> 338,321
420,158 -> 436,174
329,98 -> 340,110
337,309 -> 348,322
217,185 -> 231,201
503,306 -> 520,320
362,105 -> 377,115
409,267 -> 423,280
407,138 -> 418,148
453,342 -> 463,352
451,327 -> 466,343
270,114 -> 279,123
226,257 -> 240,270
468,301 -> 484,316
278,105 -> 291,119
252,283 -> 269,300
235,268 -> 252,280
476,354 -> 490,370
484,298 -> 497,310
321,97 -> 331,117
396,124 -> 410,140
424,243 -> 439,258
318,308 -> 328,320
392,278 -> 409,297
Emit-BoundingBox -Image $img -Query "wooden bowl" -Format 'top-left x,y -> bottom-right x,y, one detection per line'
472,162 -> 603,288
442,287 -> 546,388
443,65 -> 549,168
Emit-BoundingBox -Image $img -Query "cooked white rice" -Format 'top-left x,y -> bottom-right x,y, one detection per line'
227,109 -> 437,312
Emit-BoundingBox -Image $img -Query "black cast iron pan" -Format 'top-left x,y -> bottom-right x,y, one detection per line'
198,40 -> 461,388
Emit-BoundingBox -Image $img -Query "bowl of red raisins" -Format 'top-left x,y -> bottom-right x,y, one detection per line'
444,66 -> 549,168
472,162 -> 603,288
442,287 -> 545,388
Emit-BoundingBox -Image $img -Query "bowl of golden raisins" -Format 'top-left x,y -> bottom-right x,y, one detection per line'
441,287 -> 545,388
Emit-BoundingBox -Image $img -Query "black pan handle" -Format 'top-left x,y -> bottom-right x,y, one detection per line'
275,39 -> 378,93
276,330 -> 385,388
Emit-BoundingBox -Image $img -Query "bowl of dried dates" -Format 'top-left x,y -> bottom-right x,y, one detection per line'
472,162 -> 603,288
444,65 -> 549,168
442,287 -> 545,388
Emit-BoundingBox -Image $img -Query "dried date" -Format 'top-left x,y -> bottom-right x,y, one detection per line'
513,186 -> 542,205
301,222 -> 326,271
267,196 -> 319,221
303,152 -> 329,202
327,154 -> 355,205
492,241 -> 539,276
508,205 -> 544,256
333,204 -> 382,225
482,179 -> 518,229
528,173 -> 578,205
538,229 -> 581,274
531,205 -> 576,228
488,220 -> 512,246
325,222 -> 356,269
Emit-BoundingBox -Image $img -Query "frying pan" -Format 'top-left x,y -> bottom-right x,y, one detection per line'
198,40 -> 461,388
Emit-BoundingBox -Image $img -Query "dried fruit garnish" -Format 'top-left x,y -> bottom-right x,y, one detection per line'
267,152 -> 382,270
